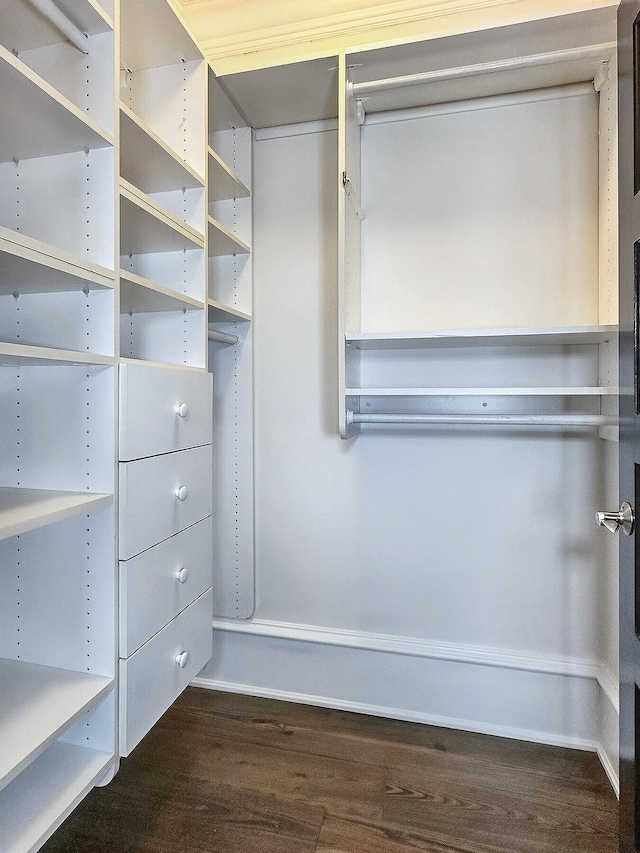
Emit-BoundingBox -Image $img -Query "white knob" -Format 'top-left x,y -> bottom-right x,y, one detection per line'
175,485 -> 189,501
175,651 -> 189,668
175,403 -> 189,419
175,567 -> 189,584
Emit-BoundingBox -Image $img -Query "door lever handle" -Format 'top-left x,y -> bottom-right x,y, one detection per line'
596,502 -> 635,535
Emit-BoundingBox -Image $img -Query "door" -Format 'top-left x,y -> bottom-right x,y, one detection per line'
619,2 -> 640,849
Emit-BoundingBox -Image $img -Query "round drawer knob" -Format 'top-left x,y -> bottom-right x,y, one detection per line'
175,651 -> 189,668
175,567 -> 189,584
175,403 -> 190,419
175,485 -> 189,502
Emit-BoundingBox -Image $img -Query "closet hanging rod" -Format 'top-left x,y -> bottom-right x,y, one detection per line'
350,43 -> 615,97
27,0 -> 90,53
208,328 -> 239,345
347,411 -> 618,427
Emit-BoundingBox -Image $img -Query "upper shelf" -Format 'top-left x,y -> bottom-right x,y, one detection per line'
120,180 -> 205,256
208,298 -> 251,323
347,386 -> 618,396
120,270 -> 204,314
0,488 -> 113,541
121,0 -> 202,72
120,105 -> 205,194
0,343 -> 114,368
208,216 -> 250,258
0,0 -> 112,55
346,325 -> 618,349
0,45 -> 113,163
208,147 -> 250,202
0,226 -> 115,295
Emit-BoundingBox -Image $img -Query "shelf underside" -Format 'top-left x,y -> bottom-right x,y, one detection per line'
0,488 -> 113,541
0,48 -> 112,162
0,1 -> 111,54
120,184 -> 205,256
120,271 -> 203,314
208,217 -> 250,257
0,660 -> 112,793
208,148 -> 250,201
347,325 -> 617,349
207,299 -> 251,323
0,342 -> 114,367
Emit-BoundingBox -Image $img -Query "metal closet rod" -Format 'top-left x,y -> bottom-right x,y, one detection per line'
208,328 -> 239,345
347,411 -> 619,427
350,43 -> 615,97
27,0 -> 90,53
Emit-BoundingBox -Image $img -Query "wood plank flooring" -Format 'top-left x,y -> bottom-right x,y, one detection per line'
42,688 -> 618,852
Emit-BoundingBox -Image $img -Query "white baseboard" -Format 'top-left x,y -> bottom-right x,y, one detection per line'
597,743 -> 620,798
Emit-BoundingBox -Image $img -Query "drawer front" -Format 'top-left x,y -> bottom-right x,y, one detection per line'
119,445 -> 212,559
119,363 -> 212,461
119,588 -> 213,756
120,518 -> 212,657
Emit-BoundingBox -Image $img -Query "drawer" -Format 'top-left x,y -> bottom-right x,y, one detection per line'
119,445 -> 212,560
120,518 -> 212,656
119,588 -> 212,756
119,363 -> 212,461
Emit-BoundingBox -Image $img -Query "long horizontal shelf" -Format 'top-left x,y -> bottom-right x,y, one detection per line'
207,298 -> 252,323
0,226 -> 115,295
0,342 -> 114,367
0,742 -> 113,853
208,215 -> 250,257
0,0 -> 112,55
0,45 -> 113,163
120,180 -> 205,256
120,270 -> 204,314
208,146 -> 250,201
346,325 -> 618,349
0,488 -> 113,540
120,104 -> 204,193
348,411 -> 618,427
0,660 -> 112,793
347,387 -> 618,396
119,356 -> 206,373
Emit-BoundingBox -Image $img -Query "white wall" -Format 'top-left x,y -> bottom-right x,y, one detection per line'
197,121 -> 618,790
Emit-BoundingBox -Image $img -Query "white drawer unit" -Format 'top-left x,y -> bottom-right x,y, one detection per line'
119,363 -> 213,461
119,589 -> 213,756
120,518 -> 212,657
118,444 -> 212,559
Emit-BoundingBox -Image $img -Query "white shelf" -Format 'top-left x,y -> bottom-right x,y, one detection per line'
119,356 -> 206,373
0,742 -> 113,853
207,215 -> 250,257
0,226 -> 114,295
0,0 -> 112,55
347,386 -> 619,396
207,298 -> 252,323
120,180 -> 205,256
121,0 -> 202,72
0,488 -> 113,541
208,146 -> 250,201
0,660 -> 113,793
0,45 -> 113,163
120,270 -> 204,314
0,342 -> 114,367
120,104 -> 205,193
346,324 -> 618,349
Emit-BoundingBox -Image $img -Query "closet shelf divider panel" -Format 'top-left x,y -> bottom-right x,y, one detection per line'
207,215 -> 250,257
207,147 -> 250,201
0,660 -> 113,793
0,45 -> 113,161
120,180 -> 205,255
120,270 -> 204,314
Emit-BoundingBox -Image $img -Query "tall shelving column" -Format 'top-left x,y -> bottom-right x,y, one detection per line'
117,0 -> 213,757
207,70 -> 255,619
0,1 -> 118,850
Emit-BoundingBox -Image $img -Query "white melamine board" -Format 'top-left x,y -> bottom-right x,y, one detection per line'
208,147 -> 250,201
0,742 -> 112,853
0,47 -> 112,162
208,216 -> 250,257
0,342 -> 112,366
348,386 -> 617,396
0,365 -> 115,492
120,248 -> 204,301
348,326 -> 618,349
120,270 -> 203,314
209,196 -> 251,248
120,105 -> 204,193
122,60 -> 206,177
209,73 -> 248,133
599,52 -> 618,325
0,488 -> 111,541
120,0 -> 201,71
0,660 -> 112,792
0,0 -> 111,54
0,289 -> 114,357
19,32 -> 115,137
208,254 -> 252,316
209,323 -> 255,619
0,148 -> 115,270
150,187 -> 205,235
0,226 -> 114,294
208,299 -> 251,323
120,309 -> 206,368
120,182 -> 205,256
359,87 -> 599,333
209,126 -> 253,190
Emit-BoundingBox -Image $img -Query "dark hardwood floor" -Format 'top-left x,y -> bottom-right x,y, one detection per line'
42,687 -> 618,852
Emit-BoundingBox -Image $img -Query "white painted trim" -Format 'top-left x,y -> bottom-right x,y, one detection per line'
255,119 -> 338,141
597,743 -> 620,799
191,674 -> 600,753
211,616 -> 619,711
